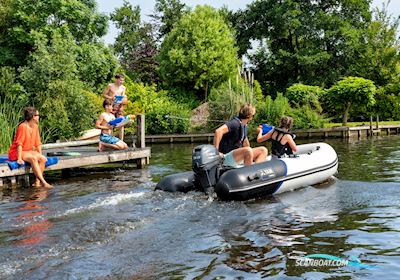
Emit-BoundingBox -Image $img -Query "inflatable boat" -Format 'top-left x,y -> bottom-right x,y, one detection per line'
156,143 -> 338,201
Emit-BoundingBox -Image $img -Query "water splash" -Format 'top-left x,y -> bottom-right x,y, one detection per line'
63,192 -> 146,216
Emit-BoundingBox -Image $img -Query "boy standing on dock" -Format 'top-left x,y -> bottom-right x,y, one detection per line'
96,100 -> 128,151
102,74 -> 128,141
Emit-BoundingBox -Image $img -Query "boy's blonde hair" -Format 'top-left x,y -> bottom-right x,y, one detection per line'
238,104 -> 256,119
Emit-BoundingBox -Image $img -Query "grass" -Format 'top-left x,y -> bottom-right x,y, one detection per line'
325,121 -> 400,128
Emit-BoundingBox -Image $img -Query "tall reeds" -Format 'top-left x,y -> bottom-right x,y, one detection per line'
0,94 -> 23,154
208,65 -> 257,129
0,95 -> 54,154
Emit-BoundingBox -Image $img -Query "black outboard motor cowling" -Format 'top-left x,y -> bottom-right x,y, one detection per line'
192,145 -> 222,193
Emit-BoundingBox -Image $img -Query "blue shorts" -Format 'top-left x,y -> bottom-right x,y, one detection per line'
100,133 -> 120,145
223,151 -> 244,168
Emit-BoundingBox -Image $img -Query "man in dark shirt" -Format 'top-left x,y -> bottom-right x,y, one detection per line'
214,104 -> 268,167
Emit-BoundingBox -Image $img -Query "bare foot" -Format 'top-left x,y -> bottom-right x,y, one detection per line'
32,179 -> 42,187
98,142 -> 104,152
42,183 -> 54,189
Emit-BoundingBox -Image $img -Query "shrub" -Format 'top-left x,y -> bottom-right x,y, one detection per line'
145,97 -> 191,134
285,83 -> 324,113
290,105 -> 328,129
253,93 -> 291,127
167,87 -> 201,110
123,78 -> 191,134
18,31 -> 99,141
370,87 -> 400,121
253,93 -> 327,133
82,90 -> 103,116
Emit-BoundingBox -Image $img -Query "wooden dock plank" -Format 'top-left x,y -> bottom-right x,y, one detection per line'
0,147 -> 150,178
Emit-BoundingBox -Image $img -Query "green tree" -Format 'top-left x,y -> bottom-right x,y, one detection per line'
110,1 -> 142,60
111,1 -> 159,84
0,0 -> 108,67
356,4 -> 400,86
19,31 -> 98,140
158,5 -> 239,100
326,77 -> 376,126
235,0 -> 372,93
152,0 -> 189,38
0,0 -> 117,141
76,43 -> 118,92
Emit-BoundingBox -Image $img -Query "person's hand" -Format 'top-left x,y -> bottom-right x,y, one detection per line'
219,152 -> 224,158
17,159 -> 24,165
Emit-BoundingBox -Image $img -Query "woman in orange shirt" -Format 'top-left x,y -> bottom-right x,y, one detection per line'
8,107 -> 53,189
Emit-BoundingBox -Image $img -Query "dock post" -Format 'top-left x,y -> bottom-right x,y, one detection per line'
10,176 -> 17,186
137,114 -> 145,149
136,114 -> 147,169
369,115 -> 373,136
20,174 -> 30,187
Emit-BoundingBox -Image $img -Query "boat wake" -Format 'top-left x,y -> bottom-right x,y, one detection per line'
62,192 -> 146,216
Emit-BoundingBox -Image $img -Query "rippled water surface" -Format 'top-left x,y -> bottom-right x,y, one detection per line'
1,136 -> 400,279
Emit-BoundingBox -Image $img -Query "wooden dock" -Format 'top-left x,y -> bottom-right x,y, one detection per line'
0,114 -> 150,187
145,124 -> 400,143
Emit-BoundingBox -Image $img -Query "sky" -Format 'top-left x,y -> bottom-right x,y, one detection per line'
96,0 -> 400,45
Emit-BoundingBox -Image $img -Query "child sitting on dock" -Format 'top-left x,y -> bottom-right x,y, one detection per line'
8,107 -> 53,188
96,100 -> 128,152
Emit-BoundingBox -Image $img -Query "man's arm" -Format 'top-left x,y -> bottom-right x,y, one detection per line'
214,124 -> 229,151
102,84 -> 113,100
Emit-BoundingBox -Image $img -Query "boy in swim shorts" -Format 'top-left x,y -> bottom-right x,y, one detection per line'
96,99 -> 128,151
102,73 -> 128,141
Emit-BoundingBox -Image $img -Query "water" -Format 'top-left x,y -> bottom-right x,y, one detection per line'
1,136 -> 400,279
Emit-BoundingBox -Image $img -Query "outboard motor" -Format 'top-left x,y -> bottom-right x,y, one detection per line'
192,145 -> 222,194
